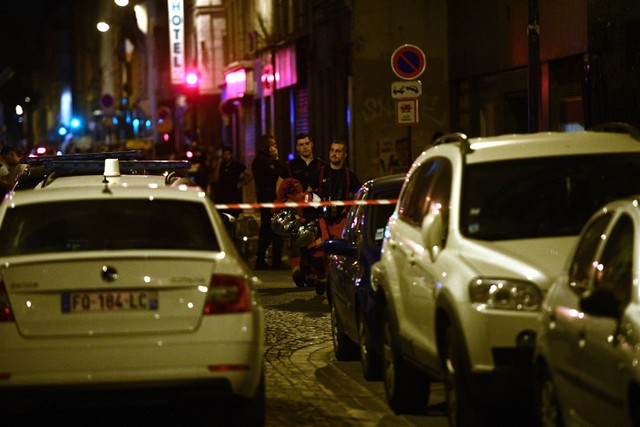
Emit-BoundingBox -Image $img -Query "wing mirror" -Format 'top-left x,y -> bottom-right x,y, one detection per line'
421,210 -> 446,262
219,212 -> 237,238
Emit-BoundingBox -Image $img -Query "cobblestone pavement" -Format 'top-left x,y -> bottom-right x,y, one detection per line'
255,268 -> 448,427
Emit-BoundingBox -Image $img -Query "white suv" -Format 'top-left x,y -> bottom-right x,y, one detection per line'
0,154 -> 264,425
372,124 -> 640,425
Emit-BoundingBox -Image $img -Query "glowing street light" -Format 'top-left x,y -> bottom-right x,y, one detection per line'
97,21 -> 110,32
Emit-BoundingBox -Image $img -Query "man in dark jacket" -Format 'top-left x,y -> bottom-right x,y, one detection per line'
276,133 -> 325,286
308,139 -> 361,295
252,135 -> 284,270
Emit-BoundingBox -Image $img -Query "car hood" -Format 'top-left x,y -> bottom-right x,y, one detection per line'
457,236 -> 578,291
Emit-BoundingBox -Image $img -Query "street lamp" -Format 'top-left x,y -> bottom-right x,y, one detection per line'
96,21 -> 110,32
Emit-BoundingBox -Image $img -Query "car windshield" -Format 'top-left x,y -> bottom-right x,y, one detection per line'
461,153 -> 640,240
0,200 -> 220,255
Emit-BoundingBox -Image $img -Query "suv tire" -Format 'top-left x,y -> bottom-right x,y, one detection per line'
358,309 -> 383,381
442,322 -> 483,427
382,307 -> 430,414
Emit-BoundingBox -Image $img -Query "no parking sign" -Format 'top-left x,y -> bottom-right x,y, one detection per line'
390,44 -> 426,80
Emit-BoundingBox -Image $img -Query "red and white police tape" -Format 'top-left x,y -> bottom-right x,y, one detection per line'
213,199 -> 398,210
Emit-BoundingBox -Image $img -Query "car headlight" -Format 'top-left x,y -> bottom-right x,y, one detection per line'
468,278 -> 541,311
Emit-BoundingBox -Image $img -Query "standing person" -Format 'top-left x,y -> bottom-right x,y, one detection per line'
309,139 -> 361,295
252,135 -> 284,270
0,145 -> 26,195
277,133 -> 325,287
211,146 -> 253,217
276,133 -> 324,193
193,146 -> 216,197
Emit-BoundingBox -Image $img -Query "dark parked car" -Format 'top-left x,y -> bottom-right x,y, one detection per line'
323,173 -> 404,380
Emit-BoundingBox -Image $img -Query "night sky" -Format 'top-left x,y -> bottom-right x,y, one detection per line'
0,0 -> 51,73
0,0 -> 65,135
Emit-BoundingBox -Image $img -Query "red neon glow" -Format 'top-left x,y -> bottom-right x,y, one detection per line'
225,69 -> 247,98
185,71 -> 199,87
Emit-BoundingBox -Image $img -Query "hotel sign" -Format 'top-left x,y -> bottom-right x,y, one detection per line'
168,0 -> 185,85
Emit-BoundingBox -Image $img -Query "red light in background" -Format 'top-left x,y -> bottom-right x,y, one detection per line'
163,133 -> 170,142
224,68 -> 247,98
185,71 -> 199,87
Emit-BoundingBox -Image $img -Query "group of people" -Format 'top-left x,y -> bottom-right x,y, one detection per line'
206,133 -> 360,295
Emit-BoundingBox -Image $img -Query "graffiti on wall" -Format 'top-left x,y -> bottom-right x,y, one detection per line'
361,94 -> 446,128
378,137 -> 410,175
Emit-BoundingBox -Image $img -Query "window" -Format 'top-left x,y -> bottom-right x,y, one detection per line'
398,158 -> 452,228
594,215 -> 633,308
0,200 -> 220,255
568,212 -> 613,293
343,186 -> 367,243
461,153 -> 640,240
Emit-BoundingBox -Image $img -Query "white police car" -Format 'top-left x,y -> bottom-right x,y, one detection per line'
0,153 -> 264,424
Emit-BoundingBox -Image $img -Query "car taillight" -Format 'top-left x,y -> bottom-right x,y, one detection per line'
202,274 -> 251,314
0,281 -> 14,322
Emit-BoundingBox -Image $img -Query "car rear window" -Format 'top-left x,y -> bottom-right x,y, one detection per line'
461,153 -> 640,240
0,199 -> 220,255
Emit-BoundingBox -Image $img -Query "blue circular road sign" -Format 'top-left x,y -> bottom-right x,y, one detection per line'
391,44 -> 426,80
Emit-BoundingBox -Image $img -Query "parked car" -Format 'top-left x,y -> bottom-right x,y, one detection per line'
371,123 -> 640,424
535,195 -> 640,427
323,173 -> 404,380
0,154 -> 265,425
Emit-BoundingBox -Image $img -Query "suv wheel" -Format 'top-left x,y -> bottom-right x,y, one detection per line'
358,310 -> 383,381
382,307 -> 430,414
331,303 -> 359,360
537,365 -> 564,427
442,323 -> 482,427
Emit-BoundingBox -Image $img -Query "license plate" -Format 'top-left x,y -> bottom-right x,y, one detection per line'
61,290 -> 159,313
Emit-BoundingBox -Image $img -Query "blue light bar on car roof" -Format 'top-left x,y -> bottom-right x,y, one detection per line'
39,160 -> 190,173
25,150 -> 144,165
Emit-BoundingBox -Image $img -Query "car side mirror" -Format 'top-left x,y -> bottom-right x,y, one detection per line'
219,212 -> 237,238
421,211 -> 445,262
580,288 -> 620,319
323,239 -> 357,257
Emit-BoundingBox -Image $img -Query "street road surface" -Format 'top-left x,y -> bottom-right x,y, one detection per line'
258,268 -> 448,427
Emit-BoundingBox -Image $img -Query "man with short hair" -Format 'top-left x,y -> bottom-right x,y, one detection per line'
277,133 -> 325,287
276,133 -> 324,193
308,140 -> 361,295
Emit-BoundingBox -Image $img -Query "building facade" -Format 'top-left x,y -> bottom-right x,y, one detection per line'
19,0 -> 640,184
